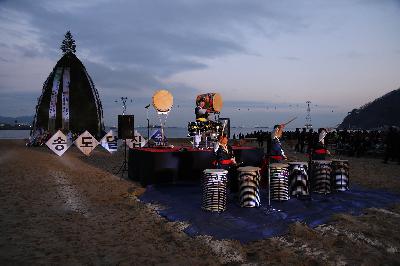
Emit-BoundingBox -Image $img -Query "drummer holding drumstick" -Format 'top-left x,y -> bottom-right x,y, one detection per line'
269,117 -> 297,163
270,124 -> 288,163
195,99 -> 210,121
193,98 -> 210,148
215,135 -> 238,192
311,128 -> 331,160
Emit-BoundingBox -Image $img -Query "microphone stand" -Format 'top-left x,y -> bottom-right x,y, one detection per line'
145,105 -> 150,147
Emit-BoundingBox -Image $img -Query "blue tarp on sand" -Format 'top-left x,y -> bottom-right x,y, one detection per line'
139,184 -> 400,243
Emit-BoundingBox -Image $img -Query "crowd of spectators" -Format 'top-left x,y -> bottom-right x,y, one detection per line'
234,127 -> 400,163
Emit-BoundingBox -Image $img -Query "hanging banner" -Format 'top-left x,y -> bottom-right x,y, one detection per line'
100,130 -> 118,153
126,130 -> 147,149
62,67 -> 70,130
48,67 -> 63,131
150,129 -> 167,146
46,130 -> 71,156
83,69 -> 101,133
74,130 -> 99,156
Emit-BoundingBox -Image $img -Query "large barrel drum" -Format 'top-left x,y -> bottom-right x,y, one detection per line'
287,162 -> 309,197
331,159 -> 350,191
237,167 -> 261,207
202,169 -> 228,212
311,160 -> 332,194
269,163 -> 290,201
196,93 -> 223,113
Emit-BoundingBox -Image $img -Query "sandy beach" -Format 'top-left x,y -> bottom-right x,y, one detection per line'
1,139 -> 400,265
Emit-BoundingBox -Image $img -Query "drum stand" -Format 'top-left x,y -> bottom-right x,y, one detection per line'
263,162 -> 282,214
145,104 -> 150,147
192,132 -> 201,149
157,111 -> 169,146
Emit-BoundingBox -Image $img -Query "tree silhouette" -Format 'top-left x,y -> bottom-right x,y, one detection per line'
60,31 -> 76,54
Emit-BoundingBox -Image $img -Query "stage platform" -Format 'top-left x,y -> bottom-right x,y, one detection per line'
128,146 -> 264,186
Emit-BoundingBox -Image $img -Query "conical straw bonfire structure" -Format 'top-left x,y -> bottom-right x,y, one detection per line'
31,31 -> 105,138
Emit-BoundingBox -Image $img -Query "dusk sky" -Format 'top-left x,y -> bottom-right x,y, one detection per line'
0,0 -> 399,128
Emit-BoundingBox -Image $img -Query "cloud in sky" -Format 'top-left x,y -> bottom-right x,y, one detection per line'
0,0 -> 399,127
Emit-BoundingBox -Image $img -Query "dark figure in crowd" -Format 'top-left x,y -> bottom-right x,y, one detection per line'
383,126 -> 399,164
300,128 -> 307,153
215,135 -> 238,191
353,131 -> 363,157
270,124 -> 287,163
311,128 -> 330,160
306,128 -> 314,155
257,133 -> 264,148
396,129 -> 400,164
294,128 -> 300,152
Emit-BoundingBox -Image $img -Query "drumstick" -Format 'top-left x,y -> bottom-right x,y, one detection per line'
282,116 -> 297,126
221,120 -> 227,136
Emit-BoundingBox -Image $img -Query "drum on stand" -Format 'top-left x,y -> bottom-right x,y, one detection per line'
287,162 -> 309,197
331,159 -> 349,191
152,90 -> 173,113
311,160 -> 332,194
202,169 -> 228,212
196,93 -> 223,113
237,167 -> 261,207
269,163 -> 290,201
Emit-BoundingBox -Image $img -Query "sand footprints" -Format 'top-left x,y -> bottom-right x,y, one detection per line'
50,170 -> 90,217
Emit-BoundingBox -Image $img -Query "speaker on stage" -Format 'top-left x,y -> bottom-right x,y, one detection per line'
218,118 -> 230,138
118,115 -> 134,139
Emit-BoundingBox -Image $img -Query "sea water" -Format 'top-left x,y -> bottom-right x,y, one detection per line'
0,130 -> 31,139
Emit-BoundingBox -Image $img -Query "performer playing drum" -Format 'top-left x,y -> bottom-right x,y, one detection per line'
270,124 -> 287,163
196,93 -> 223,114
195,98 -> 210,121
312,128 -> 330,160
193,98 -> 210,148
215,135 -> 238,192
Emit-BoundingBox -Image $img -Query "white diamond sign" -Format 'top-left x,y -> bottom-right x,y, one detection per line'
126,130 -> 147,149
74,130 -> 99,156
100,130 -> 118,153
46,130 -> 71,156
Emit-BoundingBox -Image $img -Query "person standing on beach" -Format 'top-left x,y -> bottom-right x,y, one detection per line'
383,126 -> 398,164
300,128 -> 307,153
395,128 -> 400,164
306,128 -> 315,154
257,132 -> 264,148
294,128 -> 300,152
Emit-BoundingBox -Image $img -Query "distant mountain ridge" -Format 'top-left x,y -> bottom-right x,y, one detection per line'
339,88 -> 400,129
0,115 -> 34,125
